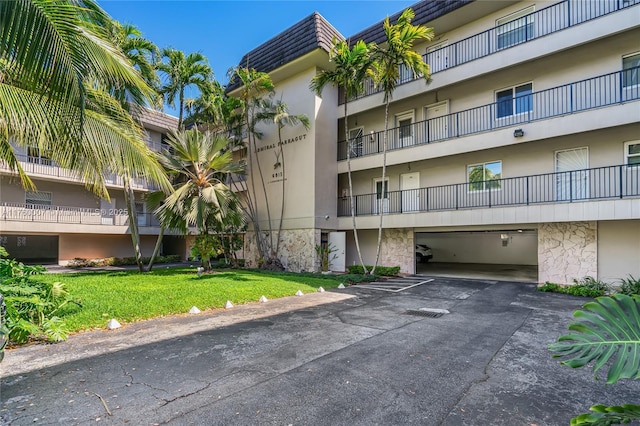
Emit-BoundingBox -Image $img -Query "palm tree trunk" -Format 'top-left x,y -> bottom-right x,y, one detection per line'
274,127 -> 285,258
124,182 -> 145,272
245,108 -> 267,260
344,97 -> 368,274
372,99 -> 390,275
178,91 -> 184,129
145,226 -> 165,272
253,131 -> 274,259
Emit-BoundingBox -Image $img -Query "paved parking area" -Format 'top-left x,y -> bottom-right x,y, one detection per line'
1,277 -> 637,425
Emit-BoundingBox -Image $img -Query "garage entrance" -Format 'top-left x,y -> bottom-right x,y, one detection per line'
0,234 -> 59,264
415,230 -> 538,282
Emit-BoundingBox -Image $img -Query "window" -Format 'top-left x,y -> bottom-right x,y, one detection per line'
468,161 -> 502,191
25,191 -> 52,207
496,83 -> 532,118
496,7 -> 535,49
625,141 -> 640,166
622,53 -> 640,88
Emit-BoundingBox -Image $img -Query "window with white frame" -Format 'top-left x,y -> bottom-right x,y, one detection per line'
622,52 -> 640,88
496,83 -> 533,118
625,141 -> 640,166
25,191 -> 52,207
468,161 -> 502,191
496,6 -> 535,49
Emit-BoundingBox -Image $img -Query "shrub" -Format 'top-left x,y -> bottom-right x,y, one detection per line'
347,265 -> 400,276
619,275 -> 640,295
0,247 -> 79,343
538,276 -> 608,298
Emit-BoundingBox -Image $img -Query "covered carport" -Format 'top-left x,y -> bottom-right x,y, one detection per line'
415,229 -> 538,282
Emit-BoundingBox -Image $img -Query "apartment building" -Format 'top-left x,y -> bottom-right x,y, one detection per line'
0,108 -> 184,264
229,0 -> 640,283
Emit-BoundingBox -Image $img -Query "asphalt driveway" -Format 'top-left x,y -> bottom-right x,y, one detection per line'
1,276 -> 638,425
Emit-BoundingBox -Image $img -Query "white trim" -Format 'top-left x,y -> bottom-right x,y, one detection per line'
395,110 -> 415,123
554,147 -> 590,171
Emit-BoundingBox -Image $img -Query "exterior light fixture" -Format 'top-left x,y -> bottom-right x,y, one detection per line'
513,129 -> 525,138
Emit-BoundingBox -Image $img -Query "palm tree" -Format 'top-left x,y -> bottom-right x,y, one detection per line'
232,67 -> 276,264
107,20 -> 161,108
0,0 -> 169,198
257,99 -> 310,258
154,129 -> 245,270
310,38 -> 374,274
157,49 -> 211,128
370,8 -> 434,274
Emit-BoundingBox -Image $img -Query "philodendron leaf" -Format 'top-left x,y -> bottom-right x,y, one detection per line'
570,404 -> 640,426
549,294 -> 640,384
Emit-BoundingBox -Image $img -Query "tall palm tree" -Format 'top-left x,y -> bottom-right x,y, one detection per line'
107,20 -> 161,108
370,8 -> 434,274
157,49 -> 212,128
257,99 -> 310,258
310,38 -> 374,274
154,129 -> 245,269
232,67 -> 275,263
0,0 -> 169,198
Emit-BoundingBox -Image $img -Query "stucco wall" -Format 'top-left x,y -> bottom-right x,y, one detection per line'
598,220 -> 640,284
59,234 -> 157,263
538,221 -> 597,285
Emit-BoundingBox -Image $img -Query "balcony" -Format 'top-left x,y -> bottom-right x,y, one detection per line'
338,67 -> 640,161
0,153 -> 158,190
0,203 -> 161,227
339,0 -> 640,104
338,164 -> 640,217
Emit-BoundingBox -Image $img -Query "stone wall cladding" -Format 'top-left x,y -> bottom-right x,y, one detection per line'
380,228 -> 414,274
538,221 -> 597,285
243,229 -> 319,272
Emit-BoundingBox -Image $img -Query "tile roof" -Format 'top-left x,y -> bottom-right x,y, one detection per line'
132,107 -> 179,131
226,12 -> 343,91
348,0 -> 474,46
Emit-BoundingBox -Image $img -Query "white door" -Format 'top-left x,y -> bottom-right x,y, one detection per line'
373,178 -> 389,214
400,172 -> 420,212
328,232 -> 346,272
101,199 -> 115,225
556,148 -> 589,201
425,102 -> 449,142
427,42 -> 449,73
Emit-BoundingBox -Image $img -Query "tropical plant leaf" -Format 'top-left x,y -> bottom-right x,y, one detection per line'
549,294 -> 640,384
570,403 -> 640,425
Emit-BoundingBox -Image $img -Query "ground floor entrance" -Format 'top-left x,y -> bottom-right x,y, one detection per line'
414,229 -> 538,282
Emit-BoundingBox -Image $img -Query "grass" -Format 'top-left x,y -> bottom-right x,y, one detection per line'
37,267 -> 349,333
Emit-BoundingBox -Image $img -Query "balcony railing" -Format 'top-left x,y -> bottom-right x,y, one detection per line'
338,164 -> 640,217
339,0 -> 639,104
338,67 -> 640,160
0,203 -> 161,227
0,153 -> 158,190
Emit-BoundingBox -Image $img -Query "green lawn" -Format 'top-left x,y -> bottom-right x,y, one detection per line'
38,268 -> 347,333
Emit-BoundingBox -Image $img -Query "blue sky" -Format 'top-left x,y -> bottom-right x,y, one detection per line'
101,0 -> 417,116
